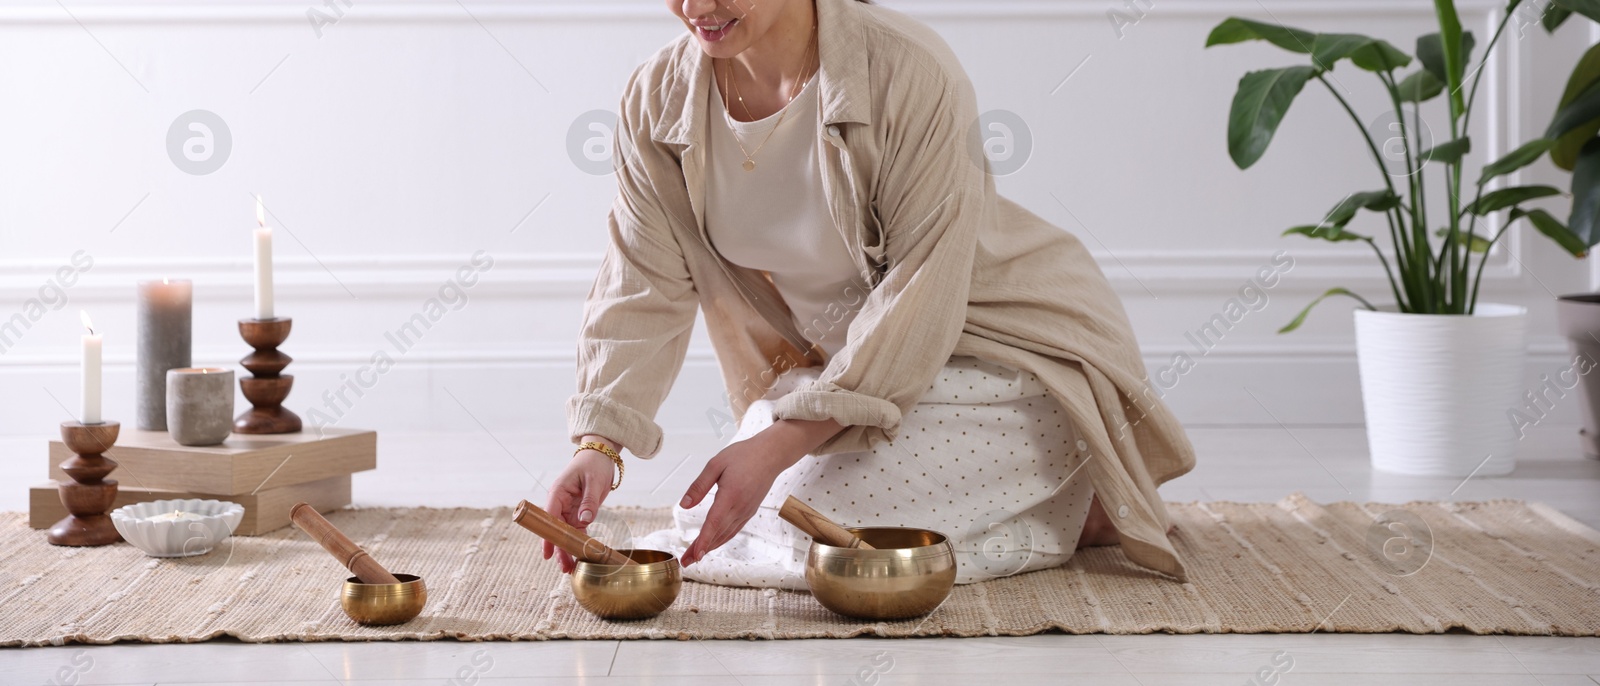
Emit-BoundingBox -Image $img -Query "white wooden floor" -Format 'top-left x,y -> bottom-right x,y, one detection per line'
2,424 -> 1597,685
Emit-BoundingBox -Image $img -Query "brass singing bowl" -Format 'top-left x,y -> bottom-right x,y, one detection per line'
805,527 -> 956,620
341,573 -> 427,626
571,549 -> 682,620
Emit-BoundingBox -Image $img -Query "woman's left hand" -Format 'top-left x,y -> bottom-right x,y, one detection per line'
678,418 -> 840,566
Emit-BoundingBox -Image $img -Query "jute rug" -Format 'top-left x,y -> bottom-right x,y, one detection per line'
3,493 -> 1598,646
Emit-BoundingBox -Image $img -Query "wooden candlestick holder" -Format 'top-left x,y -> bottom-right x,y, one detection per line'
235,317 -> 302,434
48,421 -> 123,546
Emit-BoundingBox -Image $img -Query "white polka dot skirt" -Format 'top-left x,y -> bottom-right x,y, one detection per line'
633,355 -> 1094,590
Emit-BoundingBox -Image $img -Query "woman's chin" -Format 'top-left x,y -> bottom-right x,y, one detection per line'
696,42 -> 747,60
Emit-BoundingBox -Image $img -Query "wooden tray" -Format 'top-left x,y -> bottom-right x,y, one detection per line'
28,474 -> 351,536
48,428 -> 375,495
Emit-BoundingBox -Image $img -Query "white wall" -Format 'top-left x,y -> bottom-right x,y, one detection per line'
0,0 -> 1594,443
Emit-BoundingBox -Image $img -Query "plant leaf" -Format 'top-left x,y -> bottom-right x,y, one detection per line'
1480,138 -> 1555,183
1397,69 -> 1445,103
1513,207 -> 1590,257
1310,33 -> 1411,72
1416,31 -> 1476,84
1416,32 -> 1446,81
1551,43 -> 1600,170
1463,185 -> 1563,214
1547,6 -> 1575,31
1547,79 -> 1600,141
1426,2 -> 1467,117
1284,225 -> 1371,242
1309,33 -> 1372,68
1434,227 -> 1493,252
1420,136 -> 1472,165
1227,66 -> 1318,169
1206,17 -> 1317,53
1351,40 -> 1414,72
1324,190 -> 1401,227
1568,137 -> 1600,248
1553,0 -> 1600,24
1279,287 -> 1376,334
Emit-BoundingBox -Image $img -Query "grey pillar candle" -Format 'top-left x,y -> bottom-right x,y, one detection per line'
136,279 -> 193,431
166,367 -> 233,446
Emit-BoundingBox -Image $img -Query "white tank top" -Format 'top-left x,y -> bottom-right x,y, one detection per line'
704,67 -> 865,360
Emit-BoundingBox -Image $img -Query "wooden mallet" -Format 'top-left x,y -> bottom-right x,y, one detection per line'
779,496 -> 875,549
512,499 -> 636,566
290,502 -> 401,585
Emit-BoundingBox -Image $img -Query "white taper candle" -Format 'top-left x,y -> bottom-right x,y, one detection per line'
253,195 -> 275,320
80,310 -> 102,425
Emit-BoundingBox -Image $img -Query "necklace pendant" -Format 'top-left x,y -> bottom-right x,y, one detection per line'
742,159 -> 756,172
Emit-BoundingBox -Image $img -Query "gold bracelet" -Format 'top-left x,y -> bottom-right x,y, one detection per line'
576,441 -> 624,490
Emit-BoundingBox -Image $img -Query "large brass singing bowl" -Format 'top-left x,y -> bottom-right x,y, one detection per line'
805,527 -> 956,620
341,573 -> 427,626
572,549 -> 682,620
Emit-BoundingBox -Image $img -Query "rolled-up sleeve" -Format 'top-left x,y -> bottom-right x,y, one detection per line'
770,61 -> 985,455
566,67 -> 699,460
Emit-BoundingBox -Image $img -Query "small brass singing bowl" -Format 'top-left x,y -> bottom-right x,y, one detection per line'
571,549 -> 682,620
341,573 -> 427,626
806,527 -> 957,621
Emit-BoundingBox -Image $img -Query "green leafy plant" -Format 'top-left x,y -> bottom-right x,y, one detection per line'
1207,0 -> 1600,332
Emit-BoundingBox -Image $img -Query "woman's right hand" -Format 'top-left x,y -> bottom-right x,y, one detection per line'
542,444 -> 618,573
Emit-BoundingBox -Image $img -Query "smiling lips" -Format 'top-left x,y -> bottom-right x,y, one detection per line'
694,17 -> 739,42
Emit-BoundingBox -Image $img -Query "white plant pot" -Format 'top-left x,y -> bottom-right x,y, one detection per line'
1354,303 -> 1527,477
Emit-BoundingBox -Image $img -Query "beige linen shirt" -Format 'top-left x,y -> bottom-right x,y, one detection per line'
567,0 -> 1199,581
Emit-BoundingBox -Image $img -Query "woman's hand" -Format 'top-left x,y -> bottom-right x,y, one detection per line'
678,418 -> 844,566
542,440 -> 619,573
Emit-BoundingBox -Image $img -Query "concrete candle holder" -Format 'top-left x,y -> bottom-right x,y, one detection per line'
166,367 -> 234,446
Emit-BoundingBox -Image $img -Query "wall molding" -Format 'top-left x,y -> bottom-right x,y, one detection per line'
0,253 -> 597,299
0,247 -> 1524,301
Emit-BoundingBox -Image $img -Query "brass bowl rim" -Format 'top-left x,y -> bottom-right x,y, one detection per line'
572,549 -> 680,576
809,527 -> 954,558
342,573 -> 426,592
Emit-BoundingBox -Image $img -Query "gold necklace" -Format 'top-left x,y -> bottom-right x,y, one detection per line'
721,23 -> 817,172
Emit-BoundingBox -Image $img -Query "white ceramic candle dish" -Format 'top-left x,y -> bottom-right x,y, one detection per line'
110,499 -> 244,558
